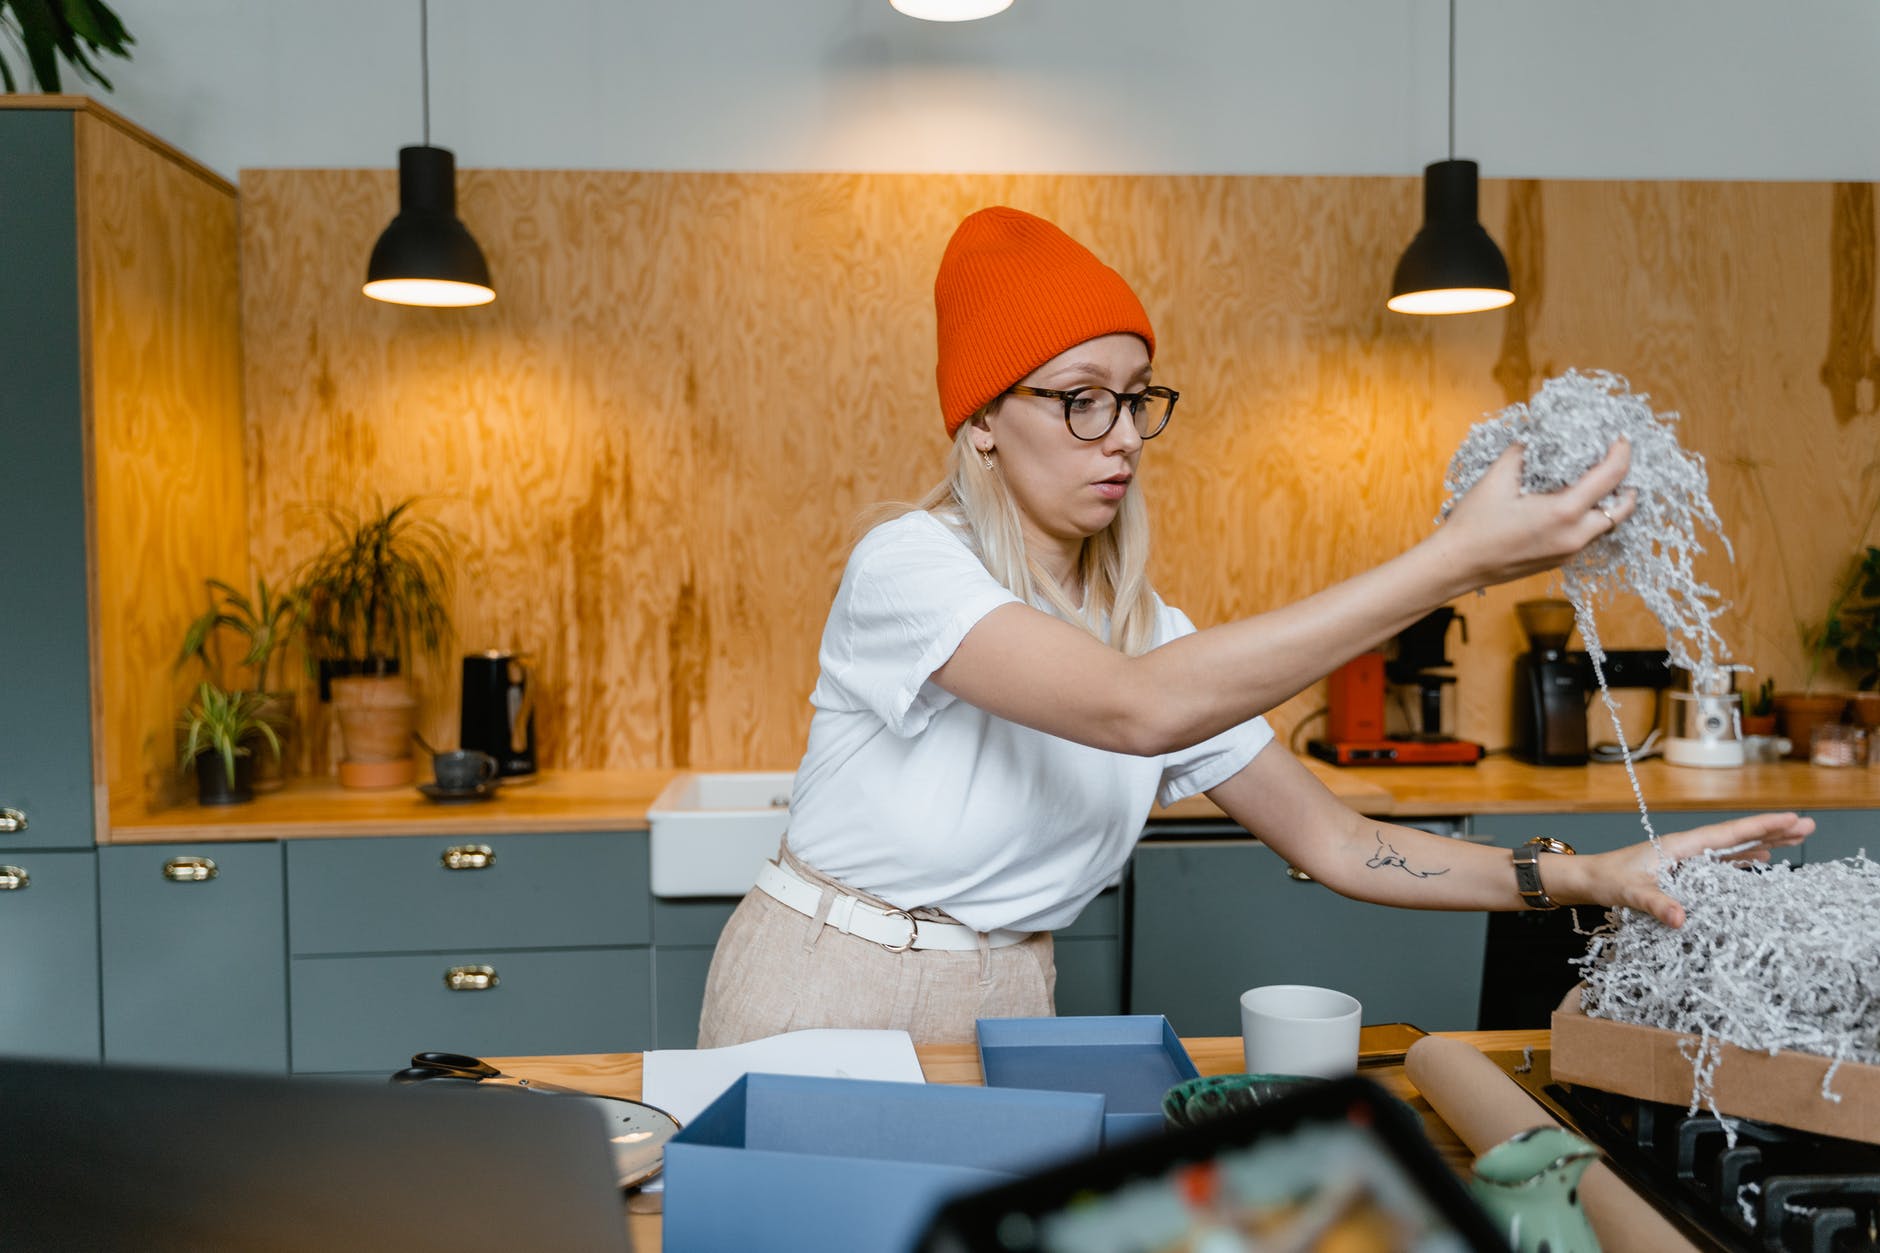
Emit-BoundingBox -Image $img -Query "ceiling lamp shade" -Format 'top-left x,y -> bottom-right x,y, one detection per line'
1386,159 -> 1513,315
364,0 -> 493,308
364,146 -> 494,307
889,0 -> 1013,19
1386,0 -> 1512,316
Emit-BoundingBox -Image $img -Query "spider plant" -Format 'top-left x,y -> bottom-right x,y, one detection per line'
177,682 -> 281,790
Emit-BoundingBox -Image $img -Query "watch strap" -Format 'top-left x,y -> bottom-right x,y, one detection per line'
1513,836 -> 1576,910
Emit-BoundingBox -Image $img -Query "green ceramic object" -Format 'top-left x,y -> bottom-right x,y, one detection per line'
1469,1126 -> 1602,1253
1161,1073 -> 1322,1129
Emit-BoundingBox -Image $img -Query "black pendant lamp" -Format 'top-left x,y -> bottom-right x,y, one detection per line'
364,0 -> 494,308
1387,0 -> 1512,316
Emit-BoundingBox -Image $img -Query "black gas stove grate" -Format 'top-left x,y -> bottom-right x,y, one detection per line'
1490,1050 -> 1880,1253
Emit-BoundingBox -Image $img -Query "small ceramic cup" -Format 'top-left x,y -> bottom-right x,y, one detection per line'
1239,984 -> 1362,1079
433,749 -> 499,790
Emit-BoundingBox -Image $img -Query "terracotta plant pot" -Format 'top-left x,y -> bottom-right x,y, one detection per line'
1848,691 -> 1880,729
1773,692 -> 1849,762
331,674 -> 417,788
1739,712 -> 1778,737
250,691 -> 297,792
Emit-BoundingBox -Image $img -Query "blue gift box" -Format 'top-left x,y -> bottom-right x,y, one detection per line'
661,1072 -> 1105,1252
977,1014 -> 1199,1145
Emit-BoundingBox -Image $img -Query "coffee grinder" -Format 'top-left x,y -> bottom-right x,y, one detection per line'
1309,607 -> 1484,766
1510,599 -> 1674,765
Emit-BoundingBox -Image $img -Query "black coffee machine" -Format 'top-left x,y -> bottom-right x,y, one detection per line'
1511,600 -> 1673,765
461,651 -> 537,780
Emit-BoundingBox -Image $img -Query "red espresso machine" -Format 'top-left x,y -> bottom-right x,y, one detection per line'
1308,608 -> 1484,766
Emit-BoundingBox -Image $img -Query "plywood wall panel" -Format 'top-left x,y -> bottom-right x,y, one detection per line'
80,111 -> 245,812
239,170 -> 1879,772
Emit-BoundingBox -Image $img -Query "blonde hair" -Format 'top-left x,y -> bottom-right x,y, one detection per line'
864,415 -> 1160,656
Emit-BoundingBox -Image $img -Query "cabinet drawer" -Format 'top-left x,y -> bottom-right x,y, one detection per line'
287,832 -> 649,954
290,947 -> 653,1074
0,848 -> 100,1059
100,842 -> 287,1071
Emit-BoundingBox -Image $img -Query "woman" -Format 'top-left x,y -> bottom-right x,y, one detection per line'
697,206 -> 1812,1047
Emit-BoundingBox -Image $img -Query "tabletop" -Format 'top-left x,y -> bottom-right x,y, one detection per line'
494,1027 -> 1551,1251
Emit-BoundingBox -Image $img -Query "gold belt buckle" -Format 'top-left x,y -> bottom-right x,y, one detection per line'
880,907 -> 919,953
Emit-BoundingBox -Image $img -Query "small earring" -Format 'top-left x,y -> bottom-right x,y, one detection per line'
980,448 -> 996,472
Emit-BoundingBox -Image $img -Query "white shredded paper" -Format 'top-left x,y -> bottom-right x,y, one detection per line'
1441,370 -> 1880,1125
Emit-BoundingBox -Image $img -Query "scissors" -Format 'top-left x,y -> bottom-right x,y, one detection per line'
392,1050 -> 681,1190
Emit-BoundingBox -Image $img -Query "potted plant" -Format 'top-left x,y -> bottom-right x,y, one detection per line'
177,576 -> 306,791
297,497 -> 454,788
1740,677 -> 1778,738
177,682 -> 281,806
0,0 -> 134,93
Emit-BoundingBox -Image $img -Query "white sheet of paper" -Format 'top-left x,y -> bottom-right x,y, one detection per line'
642,1027 -> 926,1126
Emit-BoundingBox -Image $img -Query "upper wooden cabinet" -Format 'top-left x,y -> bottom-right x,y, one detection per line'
0,98 -> 244,843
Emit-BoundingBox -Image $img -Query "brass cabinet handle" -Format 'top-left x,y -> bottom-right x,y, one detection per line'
0,808 -> 26,834
444,964 -> 499,992
441,845 -> 495,871
0,865 -> 27,890
163,856 -> 218,883
1284,864 -> 1316,883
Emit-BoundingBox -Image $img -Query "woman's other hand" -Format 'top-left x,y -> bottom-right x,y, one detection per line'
1433,439 -> 1637,591
1555,812 -> 1816,928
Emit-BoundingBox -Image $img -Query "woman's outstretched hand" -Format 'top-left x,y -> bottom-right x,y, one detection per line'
1433,439 -> 1637,592
1557,812 -> 1816,928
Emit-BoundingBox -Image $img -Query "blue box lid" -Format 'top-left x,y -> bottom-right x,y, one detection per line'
663,1073 -> 1105,1252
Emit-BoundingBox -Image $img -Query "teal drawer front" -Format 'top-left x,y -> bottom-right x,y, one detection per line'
652,896 -> 740,947
653,946 -> 716,1049
290,947 -> 653,1073
0,849 -> 100,1059
1053,935 -> 1122,1016
287,832 -> 649,954
100,842 -> 288,1071
1794,810 -> 1874,865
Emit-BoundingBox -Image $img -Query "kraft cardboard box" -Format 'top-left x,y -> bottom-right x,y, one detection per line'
1552,989 -> 1880,1146
661,1073 -> 1106,1252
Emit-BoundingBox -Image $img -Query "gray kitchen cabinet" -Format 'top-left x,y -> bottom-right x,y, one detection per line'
1789,809 -> 1875,864
291,947 -> 653,1074
99,842 -> 287,1071
0,110 -> 97,852
0,850 -> 101,1059
285,831 -> 654,1072
1055,886 -> 1124,1017
1128,834 -> 1488,1036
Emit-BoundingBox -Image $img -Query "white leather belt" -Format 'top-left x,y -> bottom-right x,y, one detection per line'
754,859 -> 1031,953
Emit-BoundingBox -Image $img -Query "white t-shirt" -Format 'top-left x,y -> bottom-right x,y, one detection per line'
786,510 -> 1274,933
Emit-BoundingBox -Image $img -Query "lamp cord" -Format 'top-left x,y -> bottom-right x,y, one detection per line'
420,0 -> 431,148
1443,0 -> 1458,160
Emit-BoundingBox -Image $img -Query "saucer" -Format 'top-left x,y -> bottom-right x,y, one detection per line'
418,781 -> 499,803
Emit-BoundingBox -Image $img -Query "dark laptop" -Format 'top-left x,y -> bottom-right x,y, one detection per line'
0,1056 -> 633,1253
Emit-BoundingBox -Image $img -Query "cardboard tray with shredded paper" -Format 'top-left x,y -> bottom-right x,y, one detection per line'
1551,987 -> 1880,1146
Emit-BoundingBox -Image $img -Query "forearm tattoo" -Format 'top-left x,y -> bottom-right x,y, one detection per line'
1365,830 -> 1449,879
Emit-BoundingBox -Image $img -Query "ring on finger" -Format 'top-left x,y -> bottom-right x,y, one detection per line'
1598,503 -> 1616,529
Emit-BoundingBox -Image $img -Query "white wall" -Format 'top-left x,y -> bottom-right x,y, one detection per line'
95,0 -> 1880,182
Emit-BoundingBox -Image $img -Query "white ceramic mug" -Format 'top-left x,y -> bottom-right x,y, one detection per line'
1239,984 -> 1363,1078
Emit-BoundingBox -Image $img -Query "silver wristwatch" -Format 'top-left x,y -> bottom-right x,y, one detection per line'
1512,836 -> 1576,909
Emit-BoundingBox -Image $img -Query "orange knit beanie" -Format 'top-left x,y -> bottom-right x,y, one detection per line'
933,206 -> 1155,439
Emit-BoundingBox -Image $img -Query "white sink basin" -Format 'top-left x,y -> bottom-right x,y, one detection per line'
647,771 -> 794,897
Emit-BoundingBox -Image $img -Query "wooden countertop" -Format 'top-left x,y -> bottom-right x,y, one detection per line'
494,1028 -> 1551,1252
1154,754 -> 1880,820
104,769 -> 678,844
104,754 -> 1880,844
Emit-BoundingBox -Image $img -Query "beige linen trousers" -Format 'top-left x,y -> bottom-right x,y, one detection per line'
696,847 -> 1056,1047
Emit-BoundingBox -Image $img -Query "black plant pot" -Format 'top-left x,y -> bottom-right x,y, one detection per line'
194,751 -> 254,806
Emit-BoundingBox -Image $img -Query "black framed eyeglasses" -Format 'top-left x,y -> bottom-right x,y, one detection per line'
1005,384 -> 1179,442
